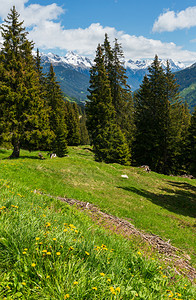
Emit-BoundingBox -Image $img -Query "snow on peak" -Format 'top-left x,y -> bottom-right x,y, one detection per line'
39,51 -> 92,69
126,58 -> 185,71
35,50 -> 185,72
62,51 -> 93,68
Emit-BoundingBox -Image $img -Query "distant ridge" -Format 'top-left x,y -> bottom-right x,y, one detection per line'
39,51 -> 187,103
175,62 -> 196,112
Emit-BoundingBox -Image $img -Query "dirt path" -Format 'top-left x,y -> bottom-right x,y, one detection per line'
35,190 -> 196,280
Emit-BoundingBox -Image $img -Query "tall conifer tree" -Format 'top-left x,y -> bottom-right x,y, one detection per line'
0,7 -> 52,157
103,36 -> 135,150
189,107 -> 196,176
134,55 -> 185,174
86,44 -> 130,164
64,101 -> 80,146
46,64 -> 68,156
78,108 -> 90,145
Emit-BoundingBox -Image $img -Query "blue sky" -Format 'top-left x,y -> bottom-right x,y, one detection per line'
0,0 -> 196,64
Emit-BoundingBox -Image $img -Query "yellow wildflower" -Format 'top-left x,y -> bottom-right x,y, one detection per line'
64,294 -> 70,299
22,251 -> 27,255
73,281 -> 78,285
85,251 -> 90,255
53,238 -> 57,241
137,251 -> 141,255
100,273 -> 105,276
31,263 -> 36,267
47,252 -> 51,255
109,287 -> 116,295
116,287 -> 120,293
92,287 -> 97,290
107,278 -> 111,282
22,282 -> 26,286
63,229 -> 67,232
56,252 -> 61,256
35,237 -> 40,241
42,250 -> 47,253
69,224 -> 76,229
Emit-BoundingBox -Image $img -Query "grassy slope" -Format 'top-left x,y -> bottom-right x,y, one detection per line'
0,147 -> 195,299
1,147 -> 195,259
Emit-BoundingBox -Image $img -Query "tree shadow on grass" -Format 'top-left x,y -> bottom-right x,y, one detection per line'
0,149 -> 9,154
118,181 -> 196,218
2,155 -> 45,160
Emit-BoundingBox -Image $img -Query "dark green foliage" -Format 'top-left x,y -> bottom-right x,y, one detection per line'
78,107 -> 90,145
134,75 -> 153,165
0,7 -> 53,157
174,102 -> 191,173
94,123 -> 130,165
103,36 -> 135,150
86,44 -> 130,164
187,107 -> 196,176
86,44 -> 116,141
64,101 -> 81,146
134,56 -> 188,174
46,64 -> 68,156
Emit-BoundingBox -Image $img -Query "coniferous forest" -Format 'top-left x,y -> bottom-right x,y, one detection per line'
0,7 -> 195,176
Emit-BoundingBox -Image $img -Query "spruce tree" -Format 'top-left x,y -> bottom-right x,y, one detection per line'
0,6 -> 52,157
64,101 -> 80,146
86,44 -> 130,164
78,107 -> 90,145
134,75 -> 153,165
134,55 -> 184,174
167,100 -> 190,174
46,64 -> 68,157
186,107 -> 196,176
103,36 -> 135,150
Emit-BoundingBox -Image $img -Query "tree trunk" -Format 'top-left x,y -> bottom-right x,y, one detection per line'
10,137 -> 20,158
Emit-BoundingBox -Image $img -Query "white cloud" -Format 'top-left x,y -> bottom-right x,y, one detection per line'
0,0 -> 63,27
29,21 -> 196,64
0,0 -> 28,19
152,6 -> 196,32
0,1 -> 196,64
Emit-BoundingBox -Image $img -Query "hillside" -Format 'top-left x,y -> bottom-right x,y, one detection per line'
42,63 -> 90,104
175,63 -> 196,112
180,82 -> 196,113
0,147 -> 195,298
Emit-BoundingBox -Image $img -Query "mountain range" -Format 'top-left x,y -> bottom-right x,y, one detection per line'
41,51 -> 195,109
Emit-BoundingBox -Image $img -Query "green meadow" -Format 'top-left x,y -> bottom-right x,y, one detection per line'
0,147 -> 195,299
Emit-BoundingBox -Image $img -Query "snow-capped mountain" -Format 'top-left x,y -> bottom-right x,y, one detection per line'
125,58 -> 185,72
40,51 -> 93,70
39,51 -> 185,72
